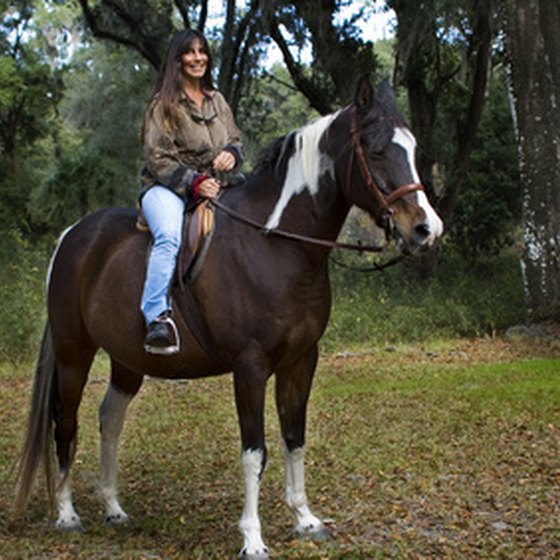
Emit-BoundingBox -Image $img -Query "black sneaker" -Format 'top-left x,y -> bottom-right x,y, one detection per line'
144,313 -> 180,355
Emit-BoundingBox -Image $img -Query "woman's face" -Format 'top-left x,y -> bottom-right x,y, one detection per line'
181,39 -> 208,83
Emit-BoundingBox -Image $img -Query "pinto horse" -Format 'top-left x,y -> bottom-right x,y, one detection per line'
15,78 -> 443,558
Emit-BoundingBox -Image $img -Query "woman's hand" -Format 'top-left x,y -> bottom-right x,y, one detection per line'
213,150 -> 236,172
198,176 -> 221,199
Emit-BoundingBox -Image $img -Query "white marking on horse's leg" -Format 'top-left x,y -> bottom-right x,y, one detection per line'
284,446 -> 326,536
98,383 -> 132,525
55,471 -> 83,531
239,449 -> 269,558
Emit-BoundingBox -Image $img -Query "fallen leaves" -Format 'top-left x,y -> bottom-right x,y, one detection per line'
0,337 -> 559,558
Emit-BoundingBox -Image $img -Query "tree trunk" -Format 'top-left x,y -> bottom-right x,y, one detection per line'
501,0 -> 560,322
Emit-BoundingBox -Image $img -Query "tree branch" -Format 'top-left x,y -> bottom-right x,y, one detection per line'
267,15 -> 333,115
173,0 -> 192,29
78,0 -> 163,68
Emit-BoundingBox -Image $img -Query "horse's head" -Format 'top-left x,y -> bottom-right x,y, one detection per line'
345,77 -> 443,255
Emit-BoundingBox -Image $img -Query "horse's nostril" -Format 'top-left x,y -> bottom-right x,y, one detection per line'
415,223 -> 431,239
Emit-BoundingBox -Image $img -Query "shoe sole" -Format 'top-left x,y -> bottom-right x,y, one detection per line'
144,344 -> 180,355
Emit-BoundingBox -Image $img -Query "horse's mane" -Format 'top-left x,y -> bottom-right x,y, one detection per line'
253,81 -> 408,177
254,132 -> 297,175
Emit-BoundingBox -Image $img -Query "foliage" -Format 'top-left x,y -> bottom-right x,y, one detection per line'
0,0 -> 63,233
1,338 -> 558,558
265,0 -> 379,112
30,42 -> 151,230
0,230 -> 48,363
237,64 -> 319,165
324,251 -> 526,352
449,67 -> 521,257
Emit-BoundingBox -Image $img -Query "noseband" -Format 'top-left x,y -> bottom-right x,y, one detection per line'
347,106 -> 424,235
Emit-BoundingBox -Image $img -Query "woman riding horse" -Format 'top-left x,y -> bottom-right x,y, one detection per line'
140,29 -> 243,354
15,73 -> 443,559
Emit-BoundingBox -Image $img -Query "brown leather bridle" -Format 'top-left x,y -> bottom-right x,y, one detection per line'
348,106 -> 424,234
209,106 -> 425,257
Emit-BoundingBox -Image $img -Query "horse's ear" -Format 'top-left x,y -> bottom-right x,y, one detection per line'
355,75 -> 374,113
377,79 -> 397,107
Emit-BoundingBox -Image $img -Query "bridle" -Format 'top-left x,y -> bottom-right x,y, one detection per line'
347,106 -> 424,236
209,105 -> 425,261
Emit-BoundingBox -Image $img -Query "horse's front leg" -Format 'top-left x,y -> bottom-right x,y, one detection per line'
276,347 -> 328,539
98,362 -> 143,526
233,349 -> 271,559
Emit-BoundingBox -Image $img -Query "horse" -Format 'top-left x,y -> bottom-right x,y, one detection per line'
14,77 -> 443,559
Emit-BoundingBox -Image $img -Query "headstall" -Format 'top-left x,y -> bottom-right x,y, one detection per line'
347,106 -> 424,236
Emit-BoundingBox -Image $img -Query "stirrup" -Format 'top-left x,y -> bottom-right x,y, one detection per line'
144,314 -> 180,356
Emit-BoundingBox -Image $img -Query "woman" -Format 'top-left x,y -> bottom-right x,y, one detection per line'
139,29 -> 243,355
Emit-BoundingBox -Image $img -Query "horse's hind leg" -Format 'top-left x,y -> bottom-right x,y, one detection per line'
275,346 -> 328,539
53,351 -> 96,531
98,359 -> 143,526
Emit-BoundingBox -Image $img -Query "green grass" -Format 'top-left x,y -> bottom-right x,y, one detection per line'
1,338 -> 559,559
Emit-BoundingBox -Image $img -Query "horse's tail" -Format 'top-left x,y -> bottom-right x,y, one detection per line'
14,321 -> 57,517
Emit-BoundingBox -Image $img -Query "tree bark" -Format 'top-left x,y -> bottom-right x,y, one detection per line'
501,0 -> 560,322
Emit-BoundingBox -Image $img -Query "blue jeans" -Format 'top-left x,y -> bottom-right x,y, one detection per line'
140,186 -> 184,325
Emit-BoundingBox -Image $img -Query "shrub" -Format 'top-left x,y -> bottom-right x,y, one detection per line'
0,231 -> 48,363
324,251 -> 526,352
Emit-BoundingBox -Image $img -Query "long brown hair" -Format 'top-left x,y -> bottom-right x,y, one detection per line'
142,29 -> 214,140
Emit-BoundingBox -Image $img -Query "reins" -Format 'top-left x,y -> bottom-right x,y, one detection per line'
210,198 -> 385,253
329,253 -> 406,272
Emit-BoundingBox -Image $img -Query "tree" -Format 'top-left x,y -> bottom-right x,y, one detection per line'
76,1 -> 379,116
388,0 -> 496,227
0,0 -> 63,232
76,0 -> 266,116
449,68 -> 521,258
31,41 -> 151,231
261,0 -> 378,114
500,0 -> 560,322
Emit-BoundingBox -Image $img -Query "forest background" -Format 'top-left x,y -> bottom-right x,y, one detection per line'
1,0 -> 559,362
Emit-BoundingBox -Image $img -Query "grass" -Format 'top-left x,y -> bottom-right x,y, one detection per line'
1,337 -> 559,559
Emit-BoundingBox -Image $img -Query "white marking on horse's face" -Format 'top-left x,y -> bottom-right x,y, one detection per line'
392,127 -> 421,183
265,114 -> 337,230
391,127 -> 444,241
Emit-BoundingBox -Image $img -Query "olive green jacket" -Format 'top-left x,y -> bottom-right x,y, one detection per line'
140,89 -> 243,200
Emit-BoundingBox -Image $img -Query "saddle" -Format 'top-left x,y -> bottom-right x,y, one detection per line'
136,200 -> 215,285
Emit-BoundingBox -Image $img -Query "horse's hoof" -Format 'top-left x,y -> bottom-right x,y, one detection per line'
105,513 -> 131,527
55,516 -> 84,533
295,522 -> 330,541
310,524 -> 330,541
239,547 -> 269,559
